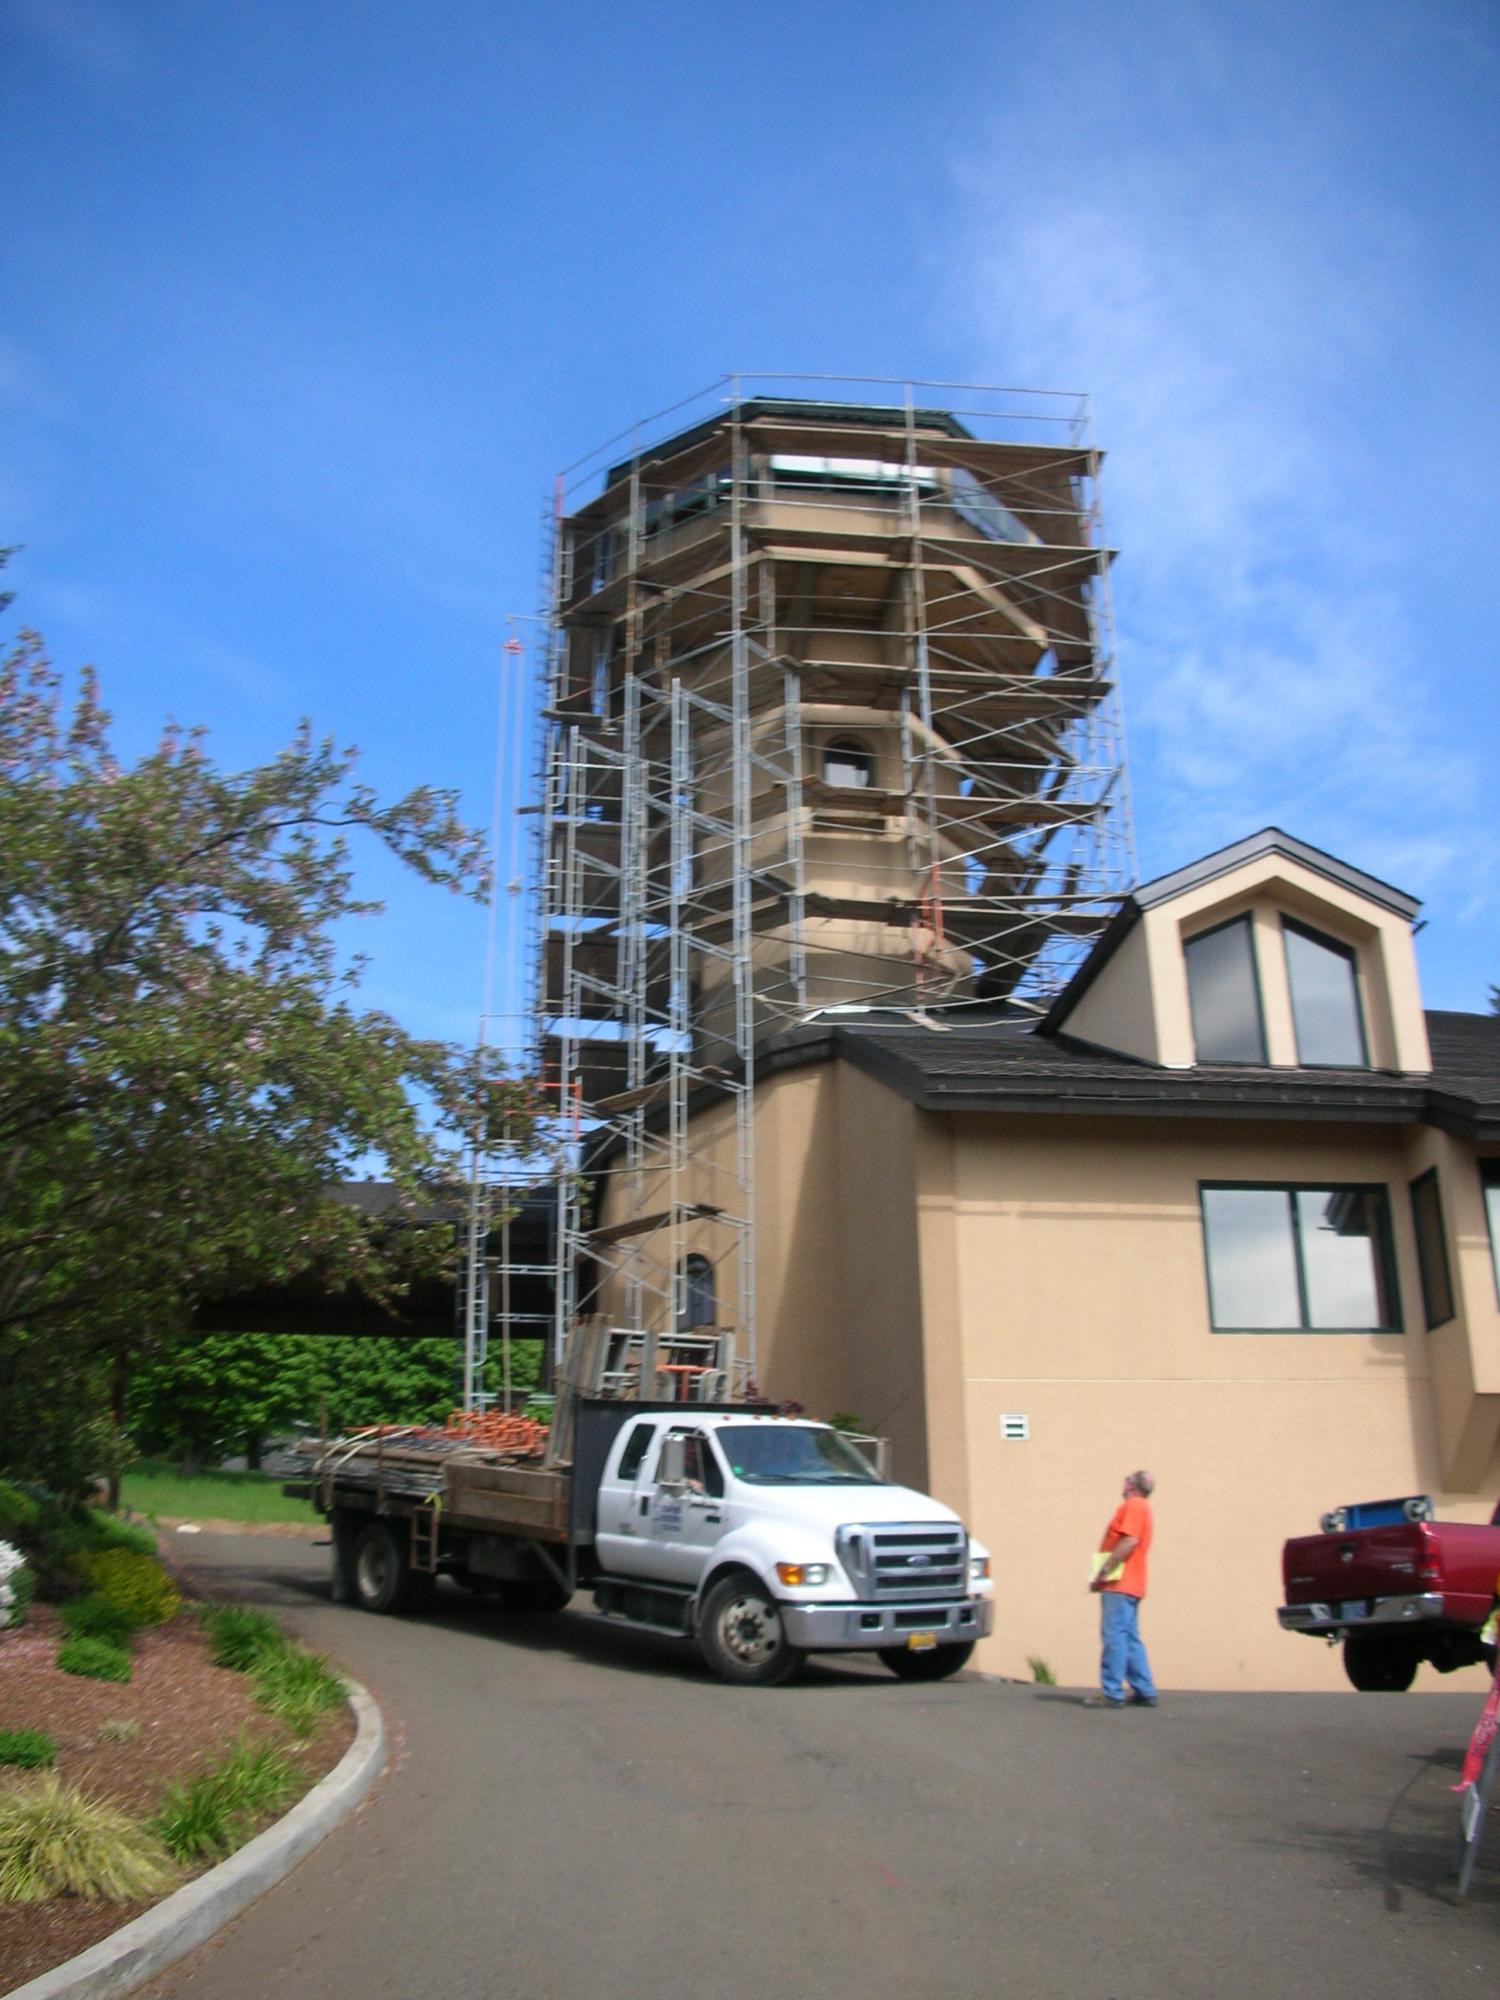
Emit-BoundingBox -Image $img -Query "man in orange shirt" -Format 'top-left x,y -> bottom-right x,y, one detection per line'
1085,1470 -> 1158,1709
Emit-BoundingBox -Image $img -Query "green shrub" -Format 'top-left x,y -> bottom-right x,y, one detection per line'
57,1635 -> 133,1683
0,1731 -> 56,1771
86,1515 -> 159,1559
98,1719 -> 141,1745
0,1774 -> 176,1903
60,1595 -> 139,1645
154,1734 -> 299,1862
71,1550 -> 179,1628
0,1480 -> 42,1539
1026,1655 -> 1057,1686
201,1605 -> 287,1673
12,1501 -> 156,1605
252,1645 -> 344,1737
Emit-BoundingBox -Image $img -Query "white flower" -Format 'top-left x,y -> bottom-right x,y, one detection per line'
0,1539 -> 25,1584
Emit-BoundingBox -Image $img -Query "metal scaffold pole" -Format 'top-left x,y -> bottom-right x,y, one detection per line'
513,373 -> 1134,1406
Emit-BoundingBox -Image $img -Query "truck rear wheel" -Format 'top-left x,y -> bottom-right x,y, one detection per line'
1343,1631 -> 1419,1692
880,1640 -> 975,1682
352,1519 -> 414,1615
697,1575 -> 805,1687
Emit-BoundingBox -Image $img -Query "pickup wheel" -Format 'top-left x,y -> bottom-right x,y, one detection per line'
352,1519 -> 414,1615
697,1575 -> 805,1687
1343,1631 -> 1419,1692
880,1640 -> 975,1682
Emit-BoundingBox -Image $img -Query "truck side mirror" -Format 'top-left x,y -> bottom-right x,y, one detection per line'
657,1434 -> 686,1488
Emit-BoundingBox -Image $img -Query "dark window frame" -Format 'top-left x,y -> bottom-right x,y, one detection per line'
1408,1168 -> 1455,1329
1184,913 -> 1268,1066
1482,1162 -> 1500,1309
617,1420 -> 657,1482
1199,1180 -> 1402,1334
1281,916 -> 1370,1068
675,1252 -> 716,1333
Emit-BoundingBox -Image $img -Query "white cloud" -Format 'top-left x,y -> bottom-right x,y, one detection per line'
941,20 -> 1490,932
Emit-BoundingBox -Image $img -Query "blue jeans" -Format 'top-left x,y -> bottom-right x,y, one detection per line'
1099,1592 -> 1156,1703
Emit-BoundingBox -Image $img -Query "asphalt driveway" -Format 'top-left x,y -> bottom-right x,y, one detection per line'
139,1531 -> 1497,2000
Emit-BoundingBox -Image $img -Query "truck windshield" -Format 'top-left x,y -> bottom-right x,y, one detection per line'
717,1426 -> 883,1486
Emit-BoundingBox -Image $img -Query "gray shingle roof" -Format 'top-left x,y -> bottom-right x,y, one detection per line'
758,1007 -> 1500,1139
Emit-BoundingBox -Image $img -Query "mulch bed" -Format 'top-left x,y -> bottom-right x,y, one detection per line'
0,1602 -> 354,1996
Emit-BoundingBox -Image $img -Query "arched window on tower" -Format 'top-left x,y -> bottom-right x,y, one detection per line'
823,738 -> 873,789
676,1253 -> 716,1332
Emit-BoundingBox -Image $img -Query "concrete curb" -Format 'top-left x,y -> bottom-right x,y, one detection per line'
9,1680 -> 385,2000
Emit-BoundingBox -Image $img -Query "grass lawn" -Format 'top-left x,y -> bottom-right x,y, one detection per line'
120,1460 -> 318,1526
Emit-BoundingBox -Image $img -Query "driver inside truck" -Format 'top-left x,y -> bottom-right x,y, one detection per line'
680,1434 -> 707,1493
676,1432 -> 724,1498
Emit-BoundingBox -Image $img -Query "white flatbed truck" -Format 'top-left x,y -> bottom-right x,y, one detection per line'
292,1399 -> 993,1686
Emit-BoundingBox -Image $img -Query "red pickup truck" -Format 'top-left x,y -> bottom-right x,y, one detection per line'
1279,1495 -> 1500,1691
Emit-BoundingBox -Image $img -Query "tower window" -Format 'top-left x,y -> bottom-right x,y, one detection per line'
676,1253 -> 716,1332
823,739 -> 873,789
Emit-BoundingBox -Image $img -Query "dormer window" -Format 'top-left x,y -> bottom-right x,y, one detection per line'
823,739 -> 873,789
1283,919 -> 1368,1067
1184,916 -> 1266,1064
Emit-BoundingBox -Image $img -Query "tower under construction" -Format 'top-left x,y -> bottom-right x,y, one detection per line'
523,375 -> 1134,1406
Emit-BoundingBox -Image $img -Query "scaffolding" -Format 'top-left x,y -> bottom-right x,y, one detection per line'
528,374 -> 1136,1398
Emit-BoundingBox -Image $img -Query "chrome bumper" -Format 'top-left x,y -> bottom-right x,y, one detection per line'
780,1596 -> 994,1650
1278,1591 -> 1445,1634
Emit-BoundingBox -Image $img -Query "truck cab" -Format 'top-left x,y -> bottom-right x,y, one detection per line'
587,1411 -> 993,1685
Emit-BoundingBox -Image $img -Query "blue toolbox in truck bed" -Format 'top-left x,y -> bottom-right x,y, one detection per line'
1320,1495 -> 1433,1532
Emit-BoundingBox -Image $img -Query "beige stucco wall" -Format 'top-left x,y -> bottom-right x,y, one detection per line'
596,1058 -> 1500,1694
593,1062 -> 930,1479
933,1111 -> 1500,1692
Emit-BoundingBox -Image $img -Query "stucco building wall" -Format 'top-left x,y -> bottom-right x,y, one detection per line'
905,1108 -> 1500,1691
597,1058 -> 1499,1692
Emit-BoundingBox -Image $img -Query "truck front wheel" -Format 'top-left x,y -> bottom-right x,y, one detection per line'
881,1640 -> 975,1682
1343,1631 -> 1419,1692
697,1575 -> 805,1687
352,1520 -> 414,1615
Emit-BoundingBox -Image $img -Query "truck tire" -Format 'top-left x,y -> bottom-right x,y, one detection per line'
880,1640 -> 975,1682
502,1579 -> 572,1614
1343,1631 -> 1419,1692
697,1574 -> 805,1687
352,1519 -> 414,1615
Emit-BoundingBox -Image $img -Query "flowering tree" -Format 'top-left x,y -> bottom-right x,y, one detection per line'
0,613 -> 509,1489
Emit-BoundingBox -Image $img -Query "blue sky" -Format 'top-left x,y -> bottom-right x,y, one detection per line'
4,0 -> 1497,1044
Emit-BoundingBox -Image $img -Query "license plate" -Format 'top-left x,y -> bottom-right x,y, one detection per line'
906,1631 -> 939,1652
1341,1600 -> 1367,1621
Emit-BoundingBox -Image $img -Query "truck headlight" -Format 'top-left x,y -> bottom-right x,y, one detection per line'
775,1562 -> 830,1587
970,1555 -> 991,1582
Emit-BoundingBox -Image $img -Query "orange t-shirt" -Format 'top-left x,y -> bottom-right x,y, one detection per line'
1100,1495 -> 1152,1598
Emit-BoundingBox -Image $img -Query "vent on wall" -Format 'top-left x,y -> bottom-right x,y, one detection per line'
999,1414 -> 1030,1442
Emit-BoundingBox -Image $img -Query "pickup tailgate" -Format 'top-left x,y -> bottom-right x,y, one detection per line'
1283,1523 -> 1431,1606
1282,1522 -> 1496,1627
